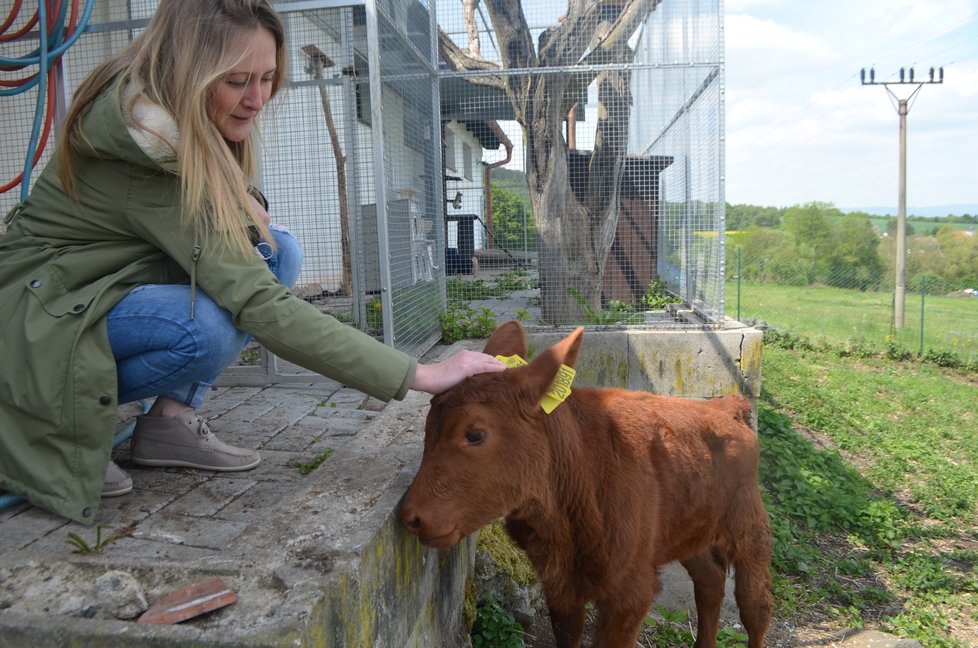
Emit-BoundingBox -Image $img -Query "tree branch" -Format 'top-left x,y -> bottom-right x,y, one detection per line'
438,27 -> 507,90
580,0 -> 660,65
539,0 -> 659,68
483,0 -> 538,69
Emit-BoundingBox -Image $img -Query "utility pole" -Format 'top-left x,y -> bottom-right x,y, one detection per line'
861,66 -> 943,329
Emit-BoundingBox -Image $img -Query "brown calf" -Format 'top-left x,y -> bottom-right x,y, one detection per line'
400,321 -> 773,648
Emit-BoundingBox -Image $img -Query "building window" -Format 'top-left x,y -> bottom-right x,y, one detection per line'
462,142 -> 473,180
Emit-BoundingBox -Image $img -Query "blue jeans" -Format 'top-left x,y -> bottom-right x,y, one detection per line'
107,226 -> 303,408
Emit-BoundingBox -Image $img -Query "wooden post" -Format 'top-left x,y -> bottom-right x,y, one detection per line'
302,45 -> 353,297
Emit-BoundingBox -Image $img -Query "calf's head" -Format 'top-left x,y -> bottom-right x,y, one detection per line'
400,320 -> 583,548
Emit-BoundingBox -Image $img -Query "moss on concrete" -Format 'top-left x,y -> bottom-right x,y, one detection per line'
476,520 -> 537,588
463,577 -> 478,631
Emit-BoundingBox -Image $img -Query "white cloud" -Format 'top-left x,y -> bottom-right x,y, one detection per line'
723,0 -> 978,208
726,14 -> 841,66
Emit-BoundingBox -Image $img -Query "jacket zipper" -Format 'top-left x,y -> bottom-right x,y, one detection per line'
190,244 -> 201,320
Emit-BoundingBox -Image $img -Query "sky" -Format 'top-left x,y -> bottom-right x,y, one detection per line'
724,0 -> 978,212
475,0 -> 978,214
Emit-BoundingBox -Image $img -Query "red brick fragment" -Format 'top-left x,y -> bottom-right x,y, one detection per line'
137,576 -> 237,624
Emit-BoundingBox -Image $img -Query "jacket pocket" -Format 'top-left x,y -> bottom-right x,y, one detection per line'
0,267 -> 97,426
23,265 -> 99,318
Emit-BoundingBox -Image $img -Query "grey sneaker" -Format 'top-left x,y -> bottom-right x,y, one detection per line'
103,460 -> 133,497
130,412 -> 261,471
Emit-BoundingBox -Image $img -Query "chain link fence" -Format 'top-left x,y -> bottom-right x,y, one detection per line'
725,208 -> 978,367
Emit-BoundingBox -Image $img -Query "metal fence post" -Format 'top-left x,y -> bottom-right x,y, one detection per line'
919,274 -> 926,357
736,246 -> 742,321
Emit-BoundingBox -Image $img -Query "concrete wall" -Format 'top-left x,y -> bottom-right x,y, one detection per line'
523,323 -> 763,412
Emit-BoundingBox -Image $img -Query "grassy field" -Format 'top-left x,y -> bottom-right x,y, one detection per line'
754,341 -> 978,646
864,216 -> 977,235
727,282 -> 978,365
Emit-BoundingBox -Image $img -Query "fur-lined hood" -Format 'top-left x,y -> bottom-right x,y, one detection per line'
121,81 -> 179,163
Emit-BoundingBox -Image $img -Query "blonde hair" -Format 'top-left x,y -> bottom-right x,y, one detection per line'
58,0 -> 287,257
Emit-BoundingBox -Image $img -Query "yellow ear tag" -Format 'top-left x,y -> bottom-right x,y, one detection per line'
494,355 -> 575,414
539,364 -> 575,413
495,354 -> 528,369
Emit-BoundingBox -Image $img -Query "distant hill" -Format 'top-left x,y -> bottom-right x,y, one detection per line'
844,204 -> 978,218
490,167 -> 531,204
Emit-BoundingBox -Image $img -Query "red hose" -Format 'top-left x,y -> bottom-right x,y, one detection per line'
0,0 -> 37,43
0,65 -> 56,195
0,0 -> 72,195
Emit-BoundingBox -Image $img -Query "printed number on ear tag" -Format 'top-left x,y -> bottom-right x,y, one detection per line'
495,354 -> 528,368
494,355 -> 575,414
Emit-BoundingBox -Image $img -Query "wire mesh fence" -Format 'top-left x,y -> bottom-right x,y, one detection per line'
725,209 -> 978,367
2,1 -> 145,218
4,0 -> 731,382
435,0 -> 726,329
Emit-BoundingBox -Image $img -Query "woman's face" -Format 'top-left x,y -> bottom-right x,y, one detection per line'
208,26 -> 278,142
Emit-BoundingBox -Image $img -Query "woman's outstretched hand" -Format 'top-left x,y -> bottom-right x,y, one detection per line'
411,350 -> 507,395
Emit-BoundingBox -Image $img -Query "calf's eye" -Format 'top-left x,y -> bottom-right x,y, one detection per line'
464,429 -> 486,445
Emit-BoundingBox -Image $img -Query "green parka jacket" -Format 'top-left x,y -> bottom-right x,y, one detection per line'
0,78 -> 416,524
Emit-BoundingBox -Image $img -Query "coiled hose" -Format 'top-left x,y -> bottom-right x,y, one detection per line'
1,0 -> 96,201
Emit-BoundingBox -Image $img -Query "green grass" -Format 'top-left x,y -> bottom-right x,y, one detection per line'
294,448 -> 335,474
727,281 -> 978,364
864,216 -> 977,234
759,340 -> 978,646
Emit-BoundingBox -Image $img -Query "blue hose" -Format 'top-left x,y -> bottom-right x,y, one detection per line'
0,399 -> 151,512
0,0 -> 95,68
1,0 -> 97,202
22,0 -> 49,204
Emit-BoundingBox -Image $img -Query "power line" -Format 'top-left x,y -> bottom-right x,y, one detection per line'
860,65 -> 944,329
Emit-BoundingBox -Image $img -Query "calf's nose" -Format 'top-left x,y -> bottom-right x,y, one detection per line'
400,506 -> 422,534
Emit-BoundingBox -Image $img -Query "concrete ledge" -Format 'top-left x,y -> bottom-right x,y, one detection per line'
523,323 -> 763,405
0,389 -> 472,648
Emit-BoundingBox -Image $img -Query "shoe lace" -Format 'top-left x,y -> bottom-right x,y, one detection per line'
193,417 -> 212,438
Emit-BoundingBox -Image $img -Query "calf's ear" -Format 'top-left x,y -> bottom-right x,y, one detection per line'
559,327 -> 585,368
483,319 -> 528,358
523,326 -> 584,389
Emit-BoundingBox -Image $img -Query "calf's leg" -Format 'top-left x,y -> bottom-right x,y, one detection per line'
681,550 -> 728,648
730,495 -> 774,647
733,555 -> 772,648
548,605 -> 586,648
591,598 -> 650,648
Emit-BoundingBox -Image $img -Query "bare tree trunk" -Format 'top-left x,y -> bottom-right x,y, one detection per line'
462,0 -> 481,57
584,68 -> 633,308
441,0 -> 658,323
523,76 -> 593,323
